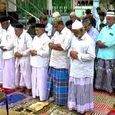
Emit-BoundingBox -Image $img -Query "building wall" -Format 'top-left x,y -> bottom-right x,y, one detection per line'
72,0 -> 93,9
0,0 -> 6,12
8,0 -> 16,12
100,0 -> 115,10
0,0 -> 16,12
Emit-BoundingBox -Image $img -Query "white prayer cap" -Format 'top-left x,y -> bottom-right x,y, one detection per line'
70,12 -> 76,16
52,11 -> 61,18
72,20 -> 83,29
106,11 -> 115,17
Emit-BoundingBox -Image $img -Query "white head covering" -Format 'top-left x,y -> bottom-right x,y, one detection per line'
106,11 -> 115,17
52,11 -> 61,18
52,11 -> 62,22
70,12 -> 76,16
72,20 -> 83,29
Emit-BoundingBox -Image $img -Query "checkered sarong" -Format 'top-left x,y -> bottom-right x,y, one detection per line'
95,59 -> 115,93
48,67 -> 69,105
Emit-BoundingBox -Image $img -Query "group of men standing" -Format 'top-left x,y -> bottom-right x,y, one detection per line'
0,9 -> 115,114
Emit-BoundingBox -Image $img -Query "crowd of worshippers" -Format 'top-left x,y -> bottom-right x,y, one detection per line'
0,7 -> 115,114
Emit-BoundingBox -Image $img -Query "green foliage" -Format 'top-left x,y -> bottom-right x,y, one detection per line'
16,0 -> 72,17
16,0 -> 47,17
52,0 -> 71,14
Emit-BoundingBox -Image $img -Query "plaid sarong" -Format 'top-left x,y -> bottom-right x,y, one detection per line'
48,67 -> 69,105
95,59 -> 115,93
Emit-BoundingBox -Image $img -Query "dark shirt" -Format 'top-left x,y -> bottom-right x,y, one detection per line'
27,26 -> 36,38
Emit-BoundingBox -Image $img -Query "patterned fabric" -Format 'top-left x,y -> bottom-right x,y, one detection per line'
0,92 -> 26,107
0,88 -> 15,94
95,59 -> 115,93
0,91 -> 115,114
48,67 -> 69,105
27,102 -> 49,112
94,91 -> 115,114
68,77 -> 94,114
10,97 -> 37,111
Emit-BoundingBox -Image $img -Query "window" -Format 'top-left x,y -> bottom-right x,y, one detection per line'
52,0 -> 71,14
77,0 -> 93,6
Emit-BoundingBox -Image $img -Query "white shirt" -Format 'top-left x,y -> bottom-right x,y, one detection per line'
69,32 -> 95,78
0,27 -> 4,68
14,30 -> 32,66
45,23 -> 52,37
0,24 -> 2,30
49,27 -> 73,69
0,25 -> 15,59
93,8 -> 100,24
30,33 -> 51,68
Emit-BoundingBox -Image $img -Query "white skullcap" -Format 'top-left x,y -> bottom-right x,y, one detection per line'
52,11 -> 61,18
72,20 -> 83,29
70,12 -> 76,16
106,11 -> 115,17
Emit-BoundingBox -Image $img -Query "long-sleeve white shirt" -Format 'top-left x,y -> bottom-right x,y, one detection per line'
0,27 -> 4,69
69,32 -> 95,78
45,23 -> 53,37
14,30 -> 32,67
49,27 -> 73,69
30,33 -> 51,68
0,25 -> 15,59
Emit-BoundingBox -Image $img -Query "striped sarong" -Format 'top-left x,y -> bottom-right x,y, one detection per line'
68,77 -> 94,114
95,58 -> 115,93
48,67 -> 69,105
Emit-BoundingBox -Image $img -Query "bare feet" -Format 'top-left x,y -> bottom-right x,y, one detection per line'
25,89 -> 32,96
0,84 -> 2,88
